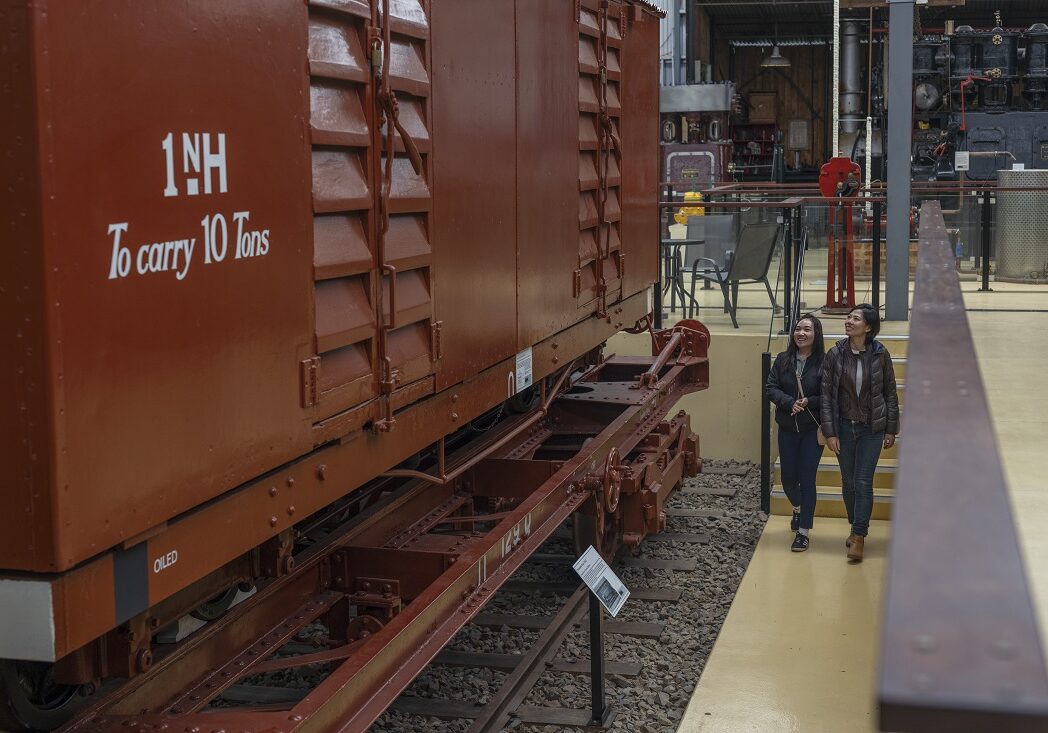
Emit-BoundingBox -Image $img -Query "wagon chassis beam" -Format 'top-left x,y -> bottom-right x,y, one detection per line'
60,322 -> 710,733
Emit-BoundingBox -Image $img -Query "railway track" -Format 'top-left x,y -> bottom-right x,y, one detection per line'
364,462 -> 762,733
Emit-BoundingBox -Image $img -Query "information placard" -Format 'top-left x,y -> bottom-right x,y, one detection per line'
514,347 -> 533,394
572,546 -> 630,617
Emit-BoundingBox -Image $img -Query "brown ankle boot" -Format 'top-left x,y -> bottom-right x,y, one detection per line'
847,535 -> 864,562
846,534 -> 856,548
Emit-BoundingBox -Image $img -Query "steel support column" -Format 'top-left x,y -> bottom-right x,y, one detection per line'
885,0 -> 914,321
672,0 -> 683,85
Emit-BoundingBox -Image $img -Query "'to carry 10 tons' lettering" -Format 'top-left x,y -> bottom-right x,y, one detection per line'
106,132 -> 271,282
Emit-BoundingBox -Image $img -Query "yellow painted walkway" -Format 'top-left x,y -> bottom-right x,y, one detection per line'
677,516 -> 890,733
677,290 -> 1048,732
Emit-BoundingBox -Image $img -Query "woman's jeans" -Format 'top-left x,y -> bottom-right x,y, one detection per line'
836,418 -> 884,537
778,428 -> 823,530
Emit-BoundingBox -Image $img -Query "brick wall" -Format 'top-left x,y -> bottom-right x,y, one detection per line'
853,241 -> 918,277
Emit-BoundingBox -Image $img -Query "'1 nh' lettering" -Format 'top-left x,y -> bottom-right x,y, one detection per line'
162,132 -> 228,198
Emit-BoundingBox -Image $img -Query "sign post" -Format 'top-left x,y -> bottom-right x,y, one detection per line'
573,546 -> 631,727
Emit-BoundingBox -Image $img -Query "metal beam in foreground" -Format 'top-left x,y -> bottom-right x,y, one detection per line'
885,0 -> 914,321
879,201 -> 1048,731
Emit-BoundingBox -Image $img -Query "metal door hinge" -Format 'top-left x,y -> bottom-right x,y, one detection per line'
430,320 -> 443,361
379,356 -> 401,395
572,268 -> 583,298
300,357 -> 320,408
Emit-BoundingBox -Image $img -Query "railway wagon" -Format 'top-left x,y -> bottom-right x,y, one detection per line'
1,1 -> 709,730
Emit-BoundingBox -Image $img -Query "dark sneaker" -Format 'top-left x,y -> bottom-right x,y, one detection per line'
790,508 -> 800,532
791,533 -> 809,552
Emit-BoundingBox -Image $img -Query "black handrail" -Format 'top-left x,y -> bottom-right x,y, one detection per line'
790,227 -> 808,327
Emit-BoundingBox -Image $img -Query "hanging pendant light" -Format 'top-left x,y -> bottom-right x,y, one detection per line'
762,45 -> 792,67
761,24 -> 792,68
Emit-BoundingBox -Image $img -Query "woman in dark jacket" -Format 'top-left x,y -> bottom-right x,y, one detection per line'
765,313 -> 825,552
820,303 -> 899,563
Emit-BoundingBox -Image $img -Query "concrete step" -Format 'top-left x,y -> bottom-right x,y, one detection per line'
823,333 -> 909,358
771,488 -> 893,521
893,356 -> 907,381
774,457 -> 897,491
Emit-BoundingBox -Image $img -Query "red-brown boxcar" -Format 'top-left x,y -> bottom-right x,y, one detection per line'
0,0 -> 667,726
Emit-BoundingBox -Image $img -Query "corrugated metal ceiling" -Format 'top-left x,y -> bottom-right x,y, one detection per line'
700,0 -> 1046,31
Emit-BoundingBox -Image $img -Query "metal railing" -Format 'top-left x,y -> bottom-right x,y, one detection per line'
878,201 -> 1048,731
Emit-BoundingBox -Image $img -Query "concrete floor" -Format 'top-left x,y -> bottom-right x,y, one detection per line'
971,308 -> 1048,654
677,516 -> 890,733
674,265 -> 1048,732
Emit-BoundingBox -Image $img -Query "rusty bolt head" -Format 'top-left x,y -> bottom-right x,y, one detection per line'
287,477 -> 295,488
362,581 -> 371,590
287,505 -> 296,516
269,487 -> 278,497
383,583 -> 392,594
270,516 -> 279,528
334,577 -> 344,586
552,341 -> 559,349
136,649 -> 153,673
990,639 -> 1018,661
451,412 -> 459,421
552,356 -> 559,364
912,673 -> 934,693
317,464 -> 327,480
451,393 -> 459,402
910,634 -> 937,654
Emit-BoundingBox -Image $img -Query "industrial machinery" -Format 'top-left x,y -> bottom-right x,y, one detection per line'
820,157 -> 863,313
659,82 -> 737,188
826,8 -> 1048,277
1,2 -> 706,731
827,12 -> 1048,182
909,17 -> 1048,182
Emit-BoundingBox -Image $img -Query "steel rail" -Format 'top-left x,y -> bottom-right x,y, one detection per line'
878,201 -> 1048,732
466,585 -> 590,733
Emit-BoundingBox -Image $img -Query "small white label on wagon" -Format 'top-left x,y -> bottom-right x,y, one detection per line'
514,347 -> 533,394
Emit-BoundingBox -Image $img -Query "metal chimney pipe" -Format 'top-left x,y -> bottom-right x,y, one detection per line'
672,0 -> 683,85
841,20 -> 864,134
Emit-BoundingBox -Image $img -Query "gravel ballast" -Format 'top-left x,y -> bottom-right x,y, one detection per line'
363,459 -> 766,733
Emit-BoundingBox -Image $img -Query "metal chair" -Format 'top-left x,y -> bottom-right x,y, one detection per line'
687,221 -> 781,328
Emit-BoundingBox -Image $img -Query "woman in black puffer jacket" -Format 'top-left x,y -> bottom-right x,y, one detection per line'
765,313 -> 825,552
820,303 -> 899,564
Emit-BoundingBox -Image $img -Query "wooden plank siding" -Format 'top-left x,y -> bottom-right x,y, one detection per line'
715,42 -> 832,167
